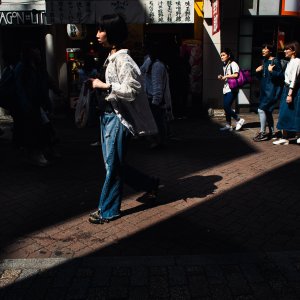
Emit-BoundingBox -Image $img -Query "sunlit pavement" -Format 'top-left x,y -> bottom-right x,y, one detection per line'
1,112 -> 300,299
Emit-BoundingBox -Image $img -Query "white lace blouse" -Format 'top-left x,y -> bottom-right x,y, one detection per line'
103,49 -> 157,136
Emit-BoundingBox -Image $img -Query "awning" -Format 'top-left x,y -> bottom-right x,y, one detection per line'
45,0 -> 194,24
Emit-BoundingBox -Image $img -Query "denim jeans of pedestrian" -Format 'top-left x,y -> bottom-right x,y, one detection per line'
99,112 -> 129,219
98,113 -> 157,219
223,91 -> 239,124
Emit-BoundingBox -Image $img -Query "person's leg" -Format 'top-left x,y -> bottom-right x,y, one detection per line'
265,110 -> 274,135
123,164 -> 158,193
150,104 -> 167,146
97,113 -> 128,220
258,108 -> 267,133
223,92 -> 234,125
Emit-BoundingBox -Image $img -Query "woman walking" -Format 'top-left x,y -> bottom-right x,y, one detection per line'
89,14 -> 158,224
273,41 -> 300,145
217,48 -> 245,131
253,44 -> 283,142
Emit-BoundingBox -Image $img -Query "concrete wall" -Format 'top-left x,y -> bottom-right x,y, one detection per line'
202,0 -> 240,109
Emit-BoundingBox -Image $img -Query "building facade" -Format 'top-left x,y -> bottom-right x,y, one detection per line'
203,0 -> 300,112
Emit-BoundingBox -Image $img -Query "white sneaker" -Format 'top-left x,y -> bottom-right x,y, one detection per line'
29,153 -> 49,167
235,118 -> 245,131
219,124 -> 233,131
272,138 -> 289,145
297,138 -> 300,144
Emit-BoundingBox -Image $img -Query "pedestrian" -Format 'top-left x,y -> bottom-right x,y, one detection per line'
14,43 -> 61,166
217,48 -> 245,131
89,14 -> 159,224
273,41 -> 300,145
253,44 -> 284,142
140,38 -> 173,149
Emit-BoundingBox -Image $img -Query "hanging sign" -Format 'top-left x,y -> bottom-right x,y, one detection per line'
45,0 -> 194,24
212,0 -> 220,35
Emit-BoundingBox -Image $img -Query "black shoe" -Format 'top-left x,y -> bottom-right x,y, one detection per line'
88,213 -> 120,224
137,177 -> 160,203
253,132 -> 269,142
89,210 -> 100,218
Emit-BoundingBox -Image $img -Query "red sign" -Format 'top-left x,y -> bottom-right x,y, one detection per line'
212,0 -> 220,35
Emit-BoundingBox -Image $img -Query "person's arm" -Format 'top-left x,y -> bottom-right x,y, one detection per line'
151,62 -> 165,106
269,58 -> 283,80
286,60 -> 300,103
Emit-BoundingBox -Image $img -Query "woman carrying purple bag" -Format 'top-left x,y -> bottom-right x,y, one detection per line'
217,48 -> 245,131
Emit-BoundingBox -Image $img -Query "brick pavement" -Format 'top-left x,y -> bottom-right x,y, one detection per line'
1,112 -> 300,299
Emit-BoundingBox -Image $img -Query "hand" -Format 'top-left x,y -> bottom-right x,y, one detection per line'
255,66 -> 264,72
268,64 -> 275,72
286,95 -> 293,103
217,74 -> 223,80
256,65 -> 263,72
92,78 -> 110,90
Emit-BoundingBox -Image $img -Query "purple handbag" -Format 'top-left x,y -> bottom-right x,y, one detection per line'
227,67 -> 251,89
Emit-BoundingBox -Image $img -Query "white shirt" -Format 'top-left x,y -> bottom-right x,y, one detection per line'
104,49 -> 158,136
284,57 -> 300,89
223,61 -> 239,94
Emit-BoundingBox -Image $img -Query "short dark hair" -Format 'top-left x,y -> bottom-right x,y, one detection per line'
220,48 -> 235,61
262,43 -> 274,53
285,41 -> 300,57
98,14 -> 128,46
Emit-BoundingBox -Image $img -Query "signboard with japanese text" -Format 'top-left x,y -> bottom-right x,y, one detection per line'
0,10 -> 46,25
144,0 -> 193,24
46,0 -> 96,24
212,0 -> 220,35
281,0 -> 300,16
45,0 -> 194,24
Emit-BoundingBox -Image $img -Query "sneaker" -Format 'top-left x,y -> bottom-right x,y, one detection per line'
253,132 -> 269,142
297,138 -> 300,144
235,118 -> 245,131
272,138 -> 289,145
272,131 -> 282,140
29,153 -> 49,167
219,124 -> 233,131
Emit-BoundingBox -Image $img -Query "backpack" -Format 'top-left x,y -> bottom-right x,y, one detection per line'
228,64 -> 252,90
0,66 -> 16,111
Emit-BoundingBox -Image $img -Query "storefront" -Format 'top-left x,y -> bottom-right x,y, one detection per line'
0,0 -> 48,115
203,0 -> 300,112
44,0 -> 204,116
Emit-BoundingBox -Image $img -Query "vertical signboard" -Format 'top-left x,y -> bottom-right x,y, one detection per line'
281,0 -> 300,16
212,0 -> 220,35
144,0 -> 193,24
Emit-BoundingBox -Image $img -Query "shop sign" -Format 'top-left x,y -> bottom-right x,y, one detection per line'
281,0 -> 300,16
211,0 -> 220,35
0,10 -> 46,25
45,0 -> 194,24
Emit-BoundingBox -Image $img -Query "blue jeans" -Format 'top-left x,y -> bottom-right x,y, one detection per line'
99,113 -> 129,219
98,113 -> 157,219
223,91 -> 239,124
